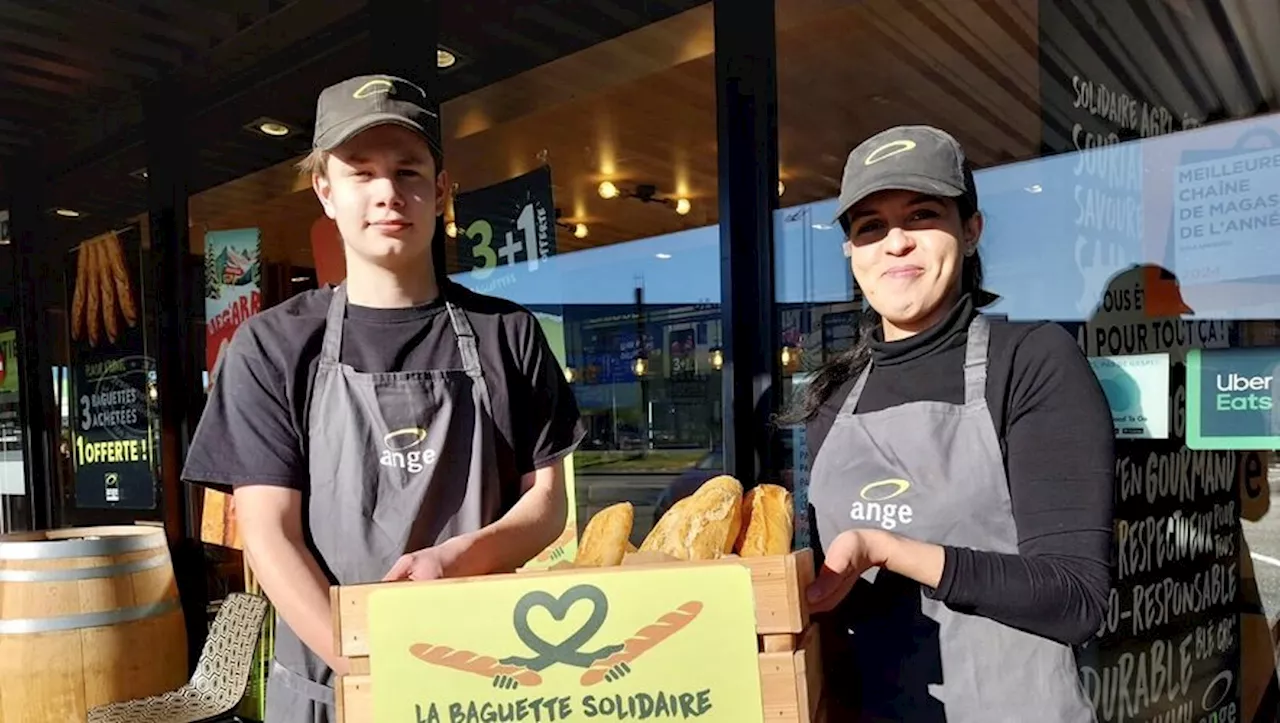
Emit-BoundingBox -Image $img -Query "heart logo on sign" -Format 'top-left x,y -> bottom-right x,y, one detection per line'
500,584 -> 623,671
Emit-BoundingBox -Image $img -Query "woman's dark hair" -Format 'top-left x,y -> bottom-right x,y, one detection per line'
432,214 -> 450,288
779,194 -> 986,425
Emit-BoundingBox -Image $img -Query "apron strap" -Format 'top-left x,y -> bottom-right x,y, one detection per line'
445,300 -> 484,379
963,314 -> 990,406
270,659 -> 335,706
838,362 -> 872,417
320,282 -> 348,365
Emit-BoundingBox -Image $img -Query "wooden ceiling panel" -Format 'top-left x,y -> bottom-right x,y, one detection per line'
187,0 -> 1043,273
23,0 -> 1280,272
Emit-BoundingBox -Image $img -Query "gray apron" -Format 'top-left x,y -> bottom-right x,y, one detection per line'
808,314 -> 1095,723
265,282 -> 505,723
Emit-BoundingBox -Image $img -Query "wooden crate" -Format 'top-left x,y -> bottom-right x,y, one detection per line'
332,549 -> 823,723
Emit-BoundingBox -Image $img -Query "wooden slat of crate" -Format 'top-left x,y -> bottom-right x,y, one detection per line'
330,550 -> 814,660
337,624 -> 823,723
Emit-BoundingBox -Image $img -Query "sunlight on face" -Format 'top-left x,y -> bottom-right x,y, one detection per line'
313,124 -> 447,272
843,190 -> 979,340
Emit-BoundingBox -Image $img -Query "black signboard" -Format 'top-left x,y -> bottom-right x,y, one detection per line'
453,165 -> 556,292
1040,2 -> 1243,720
65,227 -> 158,510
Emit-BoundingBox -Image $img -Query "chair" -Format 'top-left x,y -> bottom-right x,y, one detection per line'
87,592 -> 270,723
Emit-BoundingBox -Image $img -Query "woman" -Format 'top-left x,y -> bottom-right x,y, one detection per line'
794,125 -> 1115,722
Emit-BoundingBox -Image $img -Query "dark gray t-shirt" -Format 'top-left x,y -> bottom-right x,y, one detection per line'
182,281 -> 585,502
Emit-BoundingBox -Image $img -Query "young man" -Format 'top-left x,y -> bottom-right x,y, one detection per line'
182,74 -> 585,722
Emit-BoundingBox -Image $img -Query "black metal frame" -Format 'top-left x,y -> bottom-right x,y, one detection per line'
7,156 -> 55,532
713,0 -> 781,484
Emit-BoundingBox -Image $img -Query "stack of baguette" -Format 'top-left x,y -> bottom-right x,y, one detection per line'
573,475 -> 794,568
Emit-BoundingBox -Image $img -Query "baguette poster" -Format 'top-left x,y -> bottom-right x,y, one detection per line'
204,227 -> 262,377
368,565 -> 764,723
66,227 -> 158,510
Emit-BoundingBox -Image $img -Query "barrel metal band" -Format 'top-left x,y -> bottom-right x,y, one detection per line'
0,553 -> 170,582
0,534 -> 163,560
0,599 -> 180,635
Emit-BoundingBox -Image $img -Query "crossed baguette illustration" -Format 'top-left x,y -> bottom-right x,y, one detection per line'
408,600 -> 703,688
70,232 -> 138,347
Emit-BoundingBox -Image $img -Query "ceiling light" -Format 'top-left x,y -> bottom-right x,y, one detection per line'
598,181 -> 620,200
54,208 -> 81,218
674,198 -> 691,215
259,121 -> 290,137
437,48 -> 457,68
130,168 -> 148,181
291,276 -> 309,283
655,253 -> 672,260
245,117 -> 294,139
573,223 -> 588,239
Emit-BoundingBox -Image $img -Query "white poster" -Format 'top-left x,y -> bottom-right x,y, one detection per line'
1088,352 -> 1171,439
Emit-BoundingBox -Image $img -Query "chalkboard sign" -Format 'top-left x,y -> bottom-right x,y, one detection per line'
1077,359 -> 1243,723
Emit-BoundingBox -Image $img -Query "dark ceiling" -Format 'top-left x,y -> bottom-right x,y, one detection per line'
0,0 -> 709,247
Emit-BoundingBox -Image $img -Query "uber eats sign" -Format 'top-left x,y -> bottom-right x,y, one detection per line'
1187,348 -> 1279,450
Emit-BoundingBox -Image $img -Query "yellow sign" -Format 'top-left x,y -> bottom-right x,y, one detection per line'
522,462 -> 579,569
368,565 -> 764,723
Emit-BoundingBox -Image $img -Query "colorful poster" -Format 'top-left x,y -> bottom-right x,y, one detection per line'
453,165 -> 557,296
1187,348 -> 1280,451
0,328 -> 21,497
0,329 -> 16,395
1088,353 -> 1171,439
368,565 -> 764,723
66,228 -> 158,510
205,228 -> 263,376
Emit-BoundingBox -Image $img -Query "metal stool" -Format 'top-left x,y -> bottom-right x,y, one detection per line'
87,592 -> 270,723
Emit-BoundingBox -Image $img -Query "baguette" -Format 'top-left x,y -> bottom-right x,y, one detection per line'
639,475 -> 743,560
96,240 -> 120,344
103,232 -> 138,327
734,483 -> 794,557
70,242 -> 88,341
409,643 -> 542,686
576,502 -> 633,567
84,240 -> 102,347
579,602 -> 702,686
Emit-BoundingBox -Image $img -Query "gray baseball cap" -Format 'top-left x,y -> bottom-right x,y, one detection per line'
832,125 -> 976,227
312,74 -> 442,159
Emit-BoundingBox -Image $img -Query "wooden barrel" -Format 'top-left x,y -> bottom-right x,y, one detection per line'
0,525 -> 189,722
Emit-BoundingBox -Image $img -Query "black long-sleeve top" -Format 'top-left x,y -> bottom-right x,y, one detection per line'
806,295 -> 1115,645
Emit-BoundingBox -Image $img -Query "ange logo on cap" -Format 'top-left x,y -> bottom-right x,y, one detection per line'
864,139 -> 918,165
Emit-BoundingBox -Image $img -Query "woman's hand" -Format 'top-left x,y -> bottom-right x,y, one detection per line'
805,529 -> 948,614
806,529 -> 887,613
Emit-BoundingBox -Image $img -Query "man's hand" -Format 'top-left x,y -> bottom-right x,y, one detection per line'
382,540 -> 461,582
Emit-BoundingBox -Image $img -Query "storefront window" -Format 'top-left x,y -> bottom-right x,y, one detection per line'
436,4 -> 723,544
777,0 -> 1280,719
